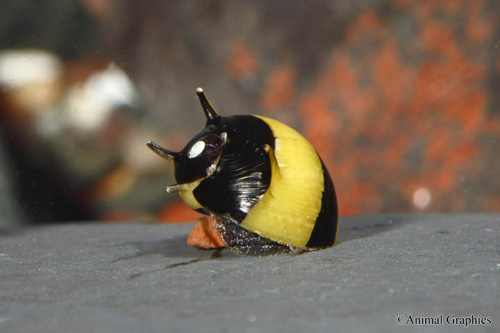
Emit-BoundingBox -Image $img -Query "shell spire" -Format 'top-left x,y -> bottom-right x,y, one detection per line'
196,87 -> 219,125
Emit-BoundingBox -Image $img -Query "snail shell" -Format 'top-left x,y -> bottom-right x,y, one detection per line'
147,88 -> 338,255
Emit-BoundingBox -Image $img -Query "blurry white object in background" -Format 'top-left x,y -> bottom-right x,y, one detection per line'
63,63 -> 137,133
0,49 -> 62,88
0,49 -> 63,113
413,187 -> 432,210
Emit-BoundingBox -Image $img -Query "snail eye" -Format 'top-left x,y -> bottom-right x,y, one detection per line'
188,141 -> 206,159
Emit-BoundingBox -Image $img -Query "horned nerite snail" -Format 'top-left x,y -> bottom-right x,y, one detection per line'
147,88 -> 338,255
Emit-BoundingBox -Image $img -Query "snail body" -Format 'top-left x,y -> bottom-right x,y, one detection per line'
147,88 -> 338,254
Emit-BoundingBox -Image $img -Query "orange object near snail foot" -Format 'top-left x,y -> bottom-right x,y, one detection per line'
187,216 -> 227,249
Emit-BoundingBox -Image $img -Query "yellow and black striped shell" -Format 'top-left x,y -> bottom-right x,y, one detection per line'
147,88 -> 338,255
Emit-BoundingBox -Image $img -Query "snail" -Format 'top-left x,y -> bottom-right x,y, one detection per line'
147,88 -> 338,255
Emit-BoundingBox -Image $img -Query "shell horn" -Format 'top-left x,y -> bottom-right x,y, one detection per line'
196,87 -> 219,125
146,141 -> 178,162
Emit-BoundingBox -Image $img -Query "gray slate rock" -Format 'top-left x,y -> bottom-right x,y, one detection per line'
0,214 -> 498,332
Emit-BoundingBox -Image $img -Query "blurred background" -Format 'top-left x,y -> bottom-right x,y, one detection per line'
0,0 -> 499,227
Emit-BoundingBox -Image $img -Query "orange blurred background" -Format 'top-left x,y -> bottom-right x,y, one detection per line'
0,0 -> 499,226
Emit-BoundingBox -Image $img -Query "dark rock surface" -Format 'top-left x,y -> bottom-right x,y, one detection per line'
0,214 -> 498,332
